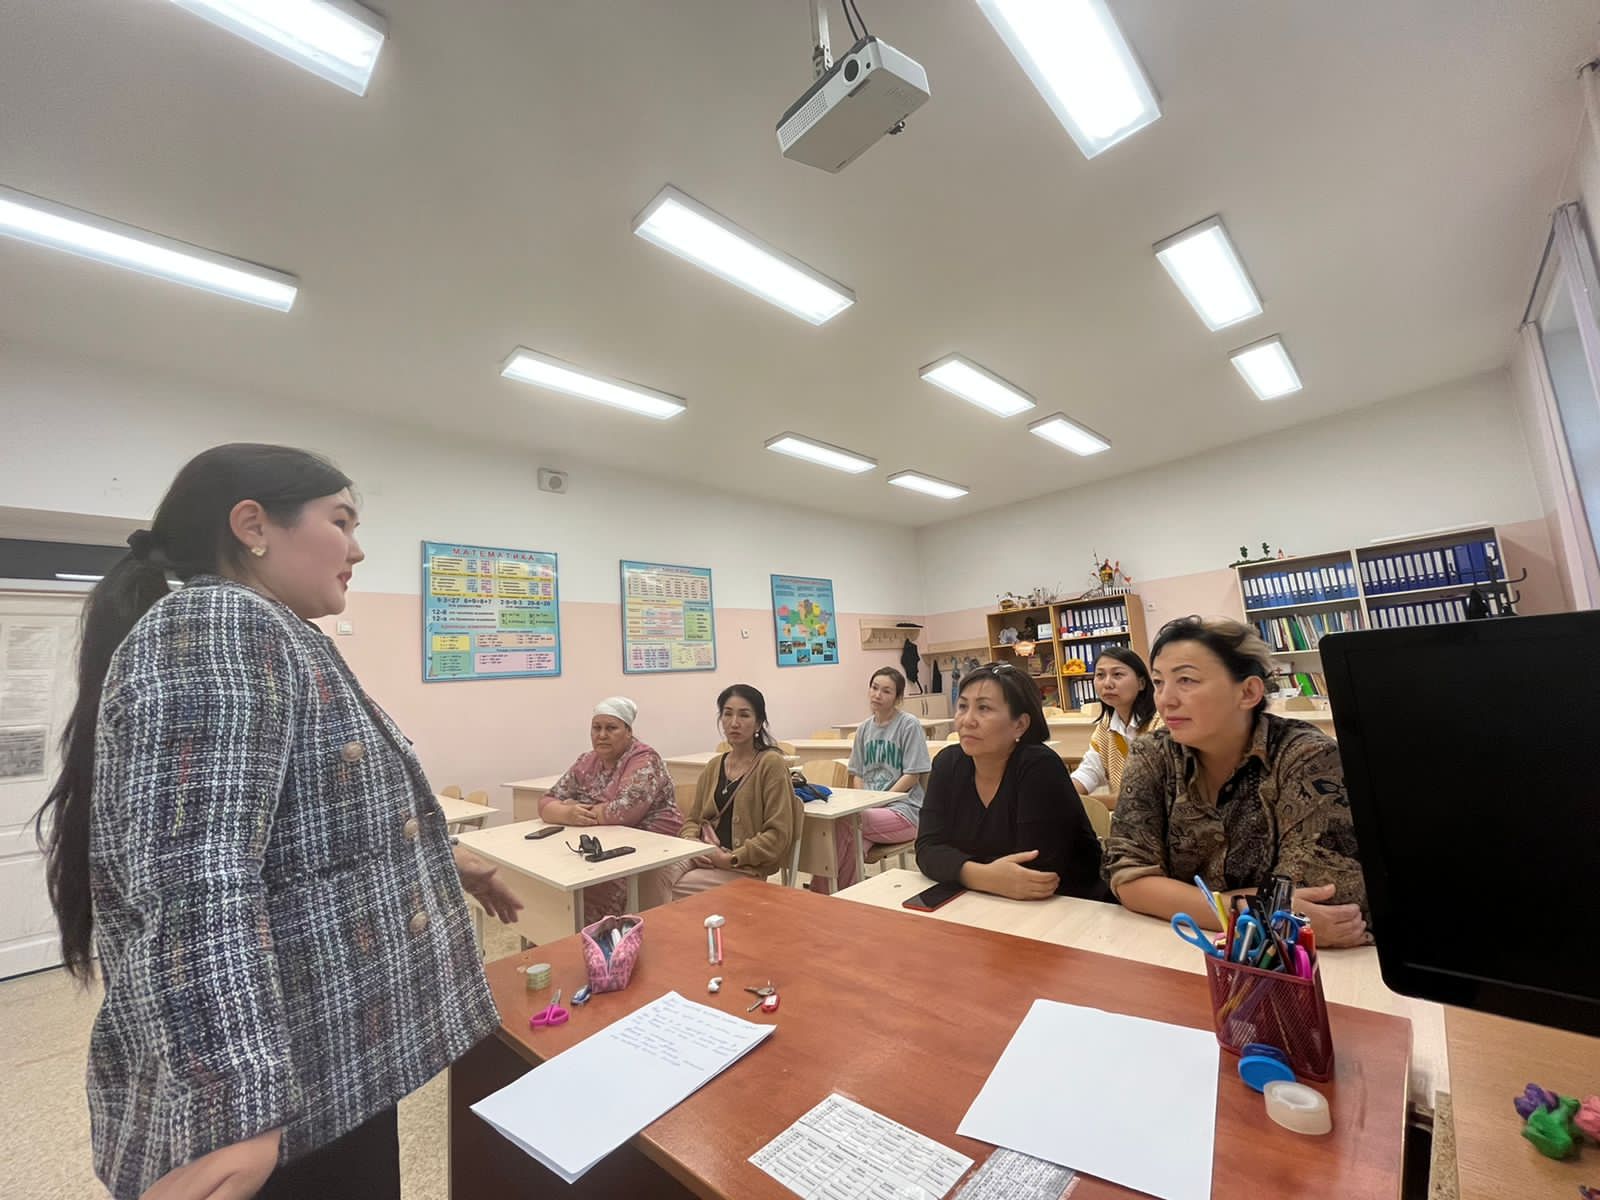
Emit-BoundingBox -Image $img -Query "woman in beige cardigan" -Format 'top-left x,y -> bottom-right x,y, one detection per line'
673,683 -> 798,895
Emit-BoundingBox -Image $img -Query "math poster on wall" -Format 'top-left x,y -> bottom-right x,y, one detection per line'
620,560 -> 716,674
772,574 -> 839,667
422,541 -> 561,682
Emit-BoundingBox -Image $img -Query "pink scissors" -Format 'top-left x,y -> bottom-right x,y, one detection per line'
530,989 -> 570,1029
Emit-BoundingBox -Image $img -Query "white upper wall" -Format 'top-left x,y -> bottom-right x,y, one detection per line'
0,343 -> 922,611
914,369 -> 1543,613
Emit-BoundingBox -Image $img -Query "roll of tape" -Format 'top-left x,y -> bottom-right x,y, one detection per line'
523,962 -> 552,991
1264,1081 -> 1332,1135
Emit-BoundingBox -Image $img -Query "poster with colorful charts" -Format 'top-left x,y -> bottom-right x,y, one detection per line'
620,560 -> 717,674
771,574 -> 839,667
422,541 -> 560,682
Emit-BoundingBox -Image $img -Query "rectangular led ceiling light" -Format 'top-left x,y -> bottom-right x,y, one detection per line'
632,186 -> 854,325
887,471 -> 969,499
0,185 -> 298,310
1153,215 -> 1263,331
1028,412 -> 1111,455
977,0 -> 1161,158
764,432 -> 877,474
170,0 -> 387,96
919,354 -> 1036,417
501,348 -> 687,420
1230,335 -> 1303,400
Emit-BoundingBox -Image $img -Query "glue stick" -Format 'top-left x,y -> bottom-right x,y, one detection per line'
704,914 -> 725,965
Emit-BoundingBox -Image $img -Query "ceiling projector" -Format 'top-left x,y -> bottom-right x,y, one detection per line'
777,28 -> 930,173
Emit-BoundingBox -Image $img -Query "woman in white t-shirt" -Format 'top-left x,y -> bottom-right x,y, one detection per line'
1072,647 -> 1162,806
810,667 -> 932,893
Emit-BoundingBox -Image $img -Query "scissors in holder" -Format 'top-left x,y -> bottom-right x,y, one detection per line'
1170,913 -> 1224,958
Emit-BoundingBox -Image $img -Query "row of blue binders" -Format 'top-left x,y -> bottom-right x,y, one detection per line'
1358,538 -> 1501,595
1241,561 -> 1358,610
1371,592 -> 1506,628
1059,604 -> 1129,639
1066,674 -> 1101,709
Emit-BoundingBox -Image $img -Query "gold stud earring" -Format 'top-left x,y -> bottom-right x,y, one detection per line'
250,545 -> 267,558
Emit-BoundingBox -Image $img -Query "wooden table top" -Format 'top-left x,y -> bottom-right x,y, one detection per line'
482,878 -> 1410,1199
503,774 -> 562,793
794,787 -> 899,822
1446,1008 -> 1600,1200
456,819 -> 703,892
436,794 -> 498,824
838,868 -> 1449,1108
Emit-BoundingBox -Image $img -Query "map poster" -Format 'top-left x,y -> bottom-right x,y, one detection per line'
772,574 -> 839,667
620,560 -> 717,674
422,541 -> 560,682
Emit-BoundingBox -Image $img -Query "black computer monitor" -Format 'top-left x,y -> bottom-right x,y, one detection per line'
1320,611 -> 1600,1037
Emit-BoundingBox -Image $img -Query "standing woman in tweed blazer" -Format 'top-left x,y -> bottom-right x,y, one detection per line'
35,444 -> 523,1200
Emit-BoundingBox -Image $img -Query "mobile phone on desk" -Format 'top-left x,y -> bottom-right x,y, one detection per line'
523,826 -> 561,840
903,881 -> 965,912
589,845 -> 636,862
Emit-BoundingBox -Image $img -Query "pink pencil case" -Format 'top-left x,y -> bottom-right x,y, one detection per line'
580,914 -> 643,993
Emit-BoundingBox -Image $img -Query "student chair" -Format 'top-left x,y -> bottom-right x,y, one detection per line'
865,840 -> 915,873
439,784 -> 464,798
810,728 -> 840,740
801,759 -> 847,788
1081,792 -> 1113,841
782,791 -> 807,888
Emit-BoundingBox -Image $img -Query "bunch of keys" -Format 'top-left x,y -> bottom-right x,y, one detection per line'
744,980 -> 779,1014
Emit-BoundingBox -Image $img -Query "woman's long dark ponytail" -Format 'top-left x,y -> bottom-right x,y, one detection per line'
36,443 -> 351,981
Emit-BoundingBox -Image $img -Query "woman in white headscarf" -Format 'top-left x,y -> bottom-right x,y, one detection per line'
541,697 -> 684,919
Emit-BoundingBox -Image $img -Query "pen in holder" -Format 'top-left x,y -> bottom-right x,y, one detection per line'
580,914 -> 643,994
1204,953 -> 1335,1082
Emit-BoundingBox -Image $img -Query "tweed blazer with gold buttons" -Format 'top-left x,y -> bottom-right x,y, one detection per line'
85,576 -> 496,1198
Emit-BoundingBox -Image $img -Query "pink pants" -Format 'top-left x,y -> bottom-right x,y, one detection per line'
810,806 -> 919,894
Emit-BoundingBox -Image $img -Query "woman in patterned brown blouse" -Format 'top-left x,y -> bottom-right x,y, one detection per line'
1102,616 -> 1370,948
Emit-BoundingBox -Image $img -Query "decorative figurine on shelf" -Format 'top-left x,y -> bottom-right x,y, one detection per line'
997,592 -> 1020,611
1077,553 -> 1132,599
1062,658 -> 1088,675
1228,541 -> 1292,568
997,626 -> 1020,645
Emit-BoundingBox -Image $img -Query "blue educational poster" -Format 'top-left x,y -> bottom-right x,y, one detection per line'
422,541 -> 560,682
772,574 -> 839,667
620,560 -> 717,673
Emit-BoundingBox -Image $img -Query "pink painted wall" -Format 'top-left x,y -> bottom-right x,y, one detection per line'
318,600 -> 910,807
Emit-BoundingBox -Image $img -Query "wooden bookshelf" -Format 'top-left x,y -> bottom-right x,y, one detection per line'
985,593 -> 1150,713
1233,525 -> 1514,696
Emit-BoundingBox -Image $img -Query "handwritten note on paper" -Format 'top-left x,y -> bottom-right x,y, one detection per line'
751,1093 -> 973,1200
471,991 -> 773,1183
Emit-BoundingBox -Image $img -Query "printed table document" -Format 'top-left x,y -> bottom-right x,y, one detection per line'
471,990 -> 773,1182
750,1093 -> 973,1199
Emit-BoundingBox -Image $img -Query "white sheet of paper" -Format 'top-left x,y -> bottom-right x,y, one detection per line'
750,1092 -> 972,1200
957,999 -> 1219,1200
470,990 -> 774,1183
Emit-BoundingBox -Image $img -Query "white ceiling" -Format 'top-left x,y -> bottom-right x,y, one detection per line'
1,1 -> 1595,525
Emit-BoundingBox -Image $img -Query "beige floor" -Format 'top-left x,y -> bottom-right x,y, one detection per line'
0,921 -> 523,1200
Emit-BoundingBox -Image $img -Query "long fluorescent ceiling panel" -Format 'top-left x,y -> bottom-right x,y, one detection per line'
633,186 -> 855,325
170,0 -> 387,96
977,0 -> 1161,158
0,185 -> 298,310
1230,335 -> 1302,401
919,354 -> 1036,417
501,349 -> 687,420
764,433 -> 876,474
1028,412 -> 1111,455
1153,215 -> 1263,331
888,471 -> 969,500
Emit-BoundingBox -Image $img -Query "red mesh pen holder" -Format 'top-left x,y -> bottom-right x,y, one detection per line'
1204,954 -> 1335,1082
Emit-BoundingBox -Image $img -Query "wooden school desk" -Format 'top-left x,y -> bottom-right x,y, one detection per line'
837,868 -> 1450,1112
435,793 -> 496,830
453,820 -> 703,945
449,879 -> 1412,1200
1445,1008 -> 1600,1200
831,716 -> 952,738
789,787 -> 899,887
503,775 -> 562,823
664,750 -> 800,787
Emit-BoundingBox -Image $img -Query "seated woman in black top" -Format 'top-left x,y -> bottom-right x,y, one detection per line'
916,662 -> 1109,901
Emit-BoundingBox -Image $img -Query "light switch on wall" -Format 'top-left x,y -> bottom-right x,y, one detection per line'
337,620 -> 354,635
740,628 -> 750,639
